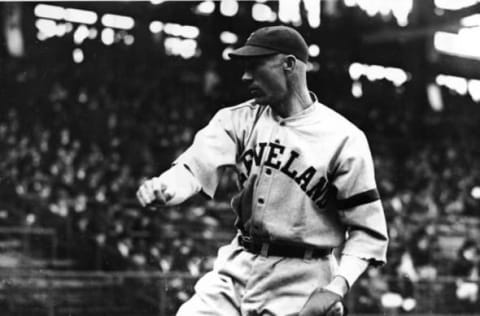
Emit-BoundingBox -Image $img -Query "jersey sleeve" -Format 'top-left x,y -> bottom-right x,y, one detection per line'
332,131 -> 388,266
174,108 -> 238,198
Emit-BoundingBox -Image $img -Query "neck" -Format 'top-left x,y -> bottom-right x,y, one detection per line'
274,88 -> 313,118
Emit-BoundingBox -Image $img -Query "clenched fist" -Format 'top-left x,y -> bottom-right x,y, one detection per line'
136,177 -> 175,207
299,288 -> 346,316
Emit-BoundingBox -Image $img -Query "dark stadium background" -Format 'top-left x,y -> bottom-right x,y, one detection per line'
1,1 -> 480,315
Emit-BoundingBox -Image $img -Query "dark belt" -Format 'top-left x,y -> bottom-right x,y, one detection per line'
238,235 -> 332,259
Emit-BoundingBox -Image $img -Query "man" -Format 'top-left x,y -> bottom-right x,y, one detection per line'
137,25 -> 388,316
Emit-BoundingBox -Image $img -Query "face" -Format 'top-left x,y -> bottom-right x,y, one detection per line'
241,54 -> 288,106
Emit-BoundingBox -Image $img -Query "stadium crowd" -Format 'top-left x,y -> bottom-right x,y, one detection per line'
1,39 -> 480,313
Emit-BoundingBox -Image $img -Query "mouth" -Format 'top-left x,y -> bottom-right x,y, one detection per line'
248,87 -> 262,96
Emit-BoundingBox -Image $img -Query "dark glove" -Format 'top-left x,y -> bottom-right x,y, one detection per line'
299,288 -> 347,316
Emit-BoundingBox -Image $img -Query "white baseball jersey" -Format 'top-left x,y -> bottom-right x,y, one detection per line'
175,97 -> 388,264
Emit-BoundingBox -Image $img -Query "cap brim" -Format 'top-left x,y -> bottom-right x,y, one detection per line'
228,45 -> 277,59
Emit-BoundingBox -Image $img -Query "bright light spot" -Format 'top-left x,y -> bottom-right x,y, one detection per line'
101,28 -> 115,45
65,8 -> 97,25
381,293 -> 403,309
222,47 -> 234,60
461,14 -> 480,26
343,0 -> 413,26
402,298 -> 417,312
427,83 -> 443,111
220,0 -> 239,17
468,79 -> 480,102
436,74 -> 468,95
150,21 -> 164,33
349,63 -> 364,80
55,23 -> 67,37
252,3 -> 277,22
164,37 -> 198,59
102,14 -> 135,30
196,1 -> 215,15
150,0 -> 166,4
366,65 -> 384,81
308,44 -> 320,57
349,62 -> 409,86
344,0 -> 356,7
279,0 -> 301,26
304,0 -> 321,28
124,34 -> 135,45
434,0 -> 479,10
34,4 -> 64,20
89,28 -> 98,39
471,186 -> 480,199
220,31 -> 238,44
65,23 -> 73,33
35,19 -> 57,38
74,25 -> 90,44
435,30 -> 480,61
182,25 -> 200,39
385,67 -> 408,86
26,214 -> 36,225
164,23 -> 199,39
73,48 -> 84,63
352,81 -> 363,98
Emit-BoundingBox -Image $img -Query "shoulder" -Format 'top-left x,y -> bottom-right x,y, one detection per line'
316,102 -> 365,138
214,99 -> 267,122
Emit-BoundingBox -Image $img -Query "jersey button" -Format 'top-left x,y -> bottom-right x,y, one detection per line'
258,198 -> 265,204
265,168 -> 272,175
279,122 -> 285,126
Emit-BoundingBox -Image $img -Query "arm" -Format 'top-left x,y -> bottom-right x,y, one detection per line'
137,164 -> 201,207
300,132 -> 388,316
137,108 -> 238,207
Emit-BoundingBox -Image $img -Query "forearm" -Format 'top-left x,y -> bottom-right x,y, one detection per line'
324,254 -> 369,296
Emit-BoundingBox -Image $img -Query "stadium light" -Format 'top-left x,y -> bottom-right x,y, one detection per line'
252,3 -> 277,22
149,21 -> 164,33
343,0 -> 413,27
101,28 -> 115,45
434,0 -> 479,10
351,81 -> 363,98
349,63 -> 409,86
304,0 -> 321,28
461,14 -> 480,26
73,48 -> 84,63
101,14 -> 135,30
220,0 -> 239,17
164,37 -> 198,59
34,4 -> 98,25
196,1 -> 215,15
35,18 -> 57,39
279,0 -> 301,26
65,8 -> 97,25
308,44 -> 320,57
34,4 -> 64,20
220,31 -> 238,44
164,23 -> 199,39
436,74 -> 468,95
434,30 -> 480,60
74,25 -> 89,44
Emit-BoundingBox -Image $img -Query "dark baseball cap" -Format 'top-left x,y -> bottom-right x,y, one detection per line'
228,25 -> 309,63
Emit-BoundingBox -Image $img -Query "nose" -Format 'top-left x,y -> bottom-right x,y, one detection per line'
242,70 -> 252,83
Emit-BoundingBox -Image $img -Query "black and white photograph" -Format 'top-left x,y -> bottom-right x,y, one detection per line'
1,1 -> 479,315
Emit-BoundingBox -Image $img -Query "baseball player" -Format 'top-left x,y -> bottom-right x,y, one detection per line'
137,25 -> 388,316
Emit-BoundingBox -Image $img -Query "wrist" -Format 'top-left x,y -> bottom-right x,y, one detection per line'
324,275 -> 350,297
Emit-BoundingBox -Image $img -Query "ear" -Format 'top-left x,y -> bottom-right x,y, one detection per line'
283,55 -> 297,72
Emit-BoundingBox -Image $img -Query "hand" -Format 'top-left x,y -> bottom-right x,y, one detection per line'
136,177 -> 175,207
299,288 -> 346,316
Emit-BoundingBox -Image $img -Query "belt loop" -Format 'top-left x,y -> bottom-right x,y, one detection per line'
304,248 -> 313,260
261,242 -> 269,256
